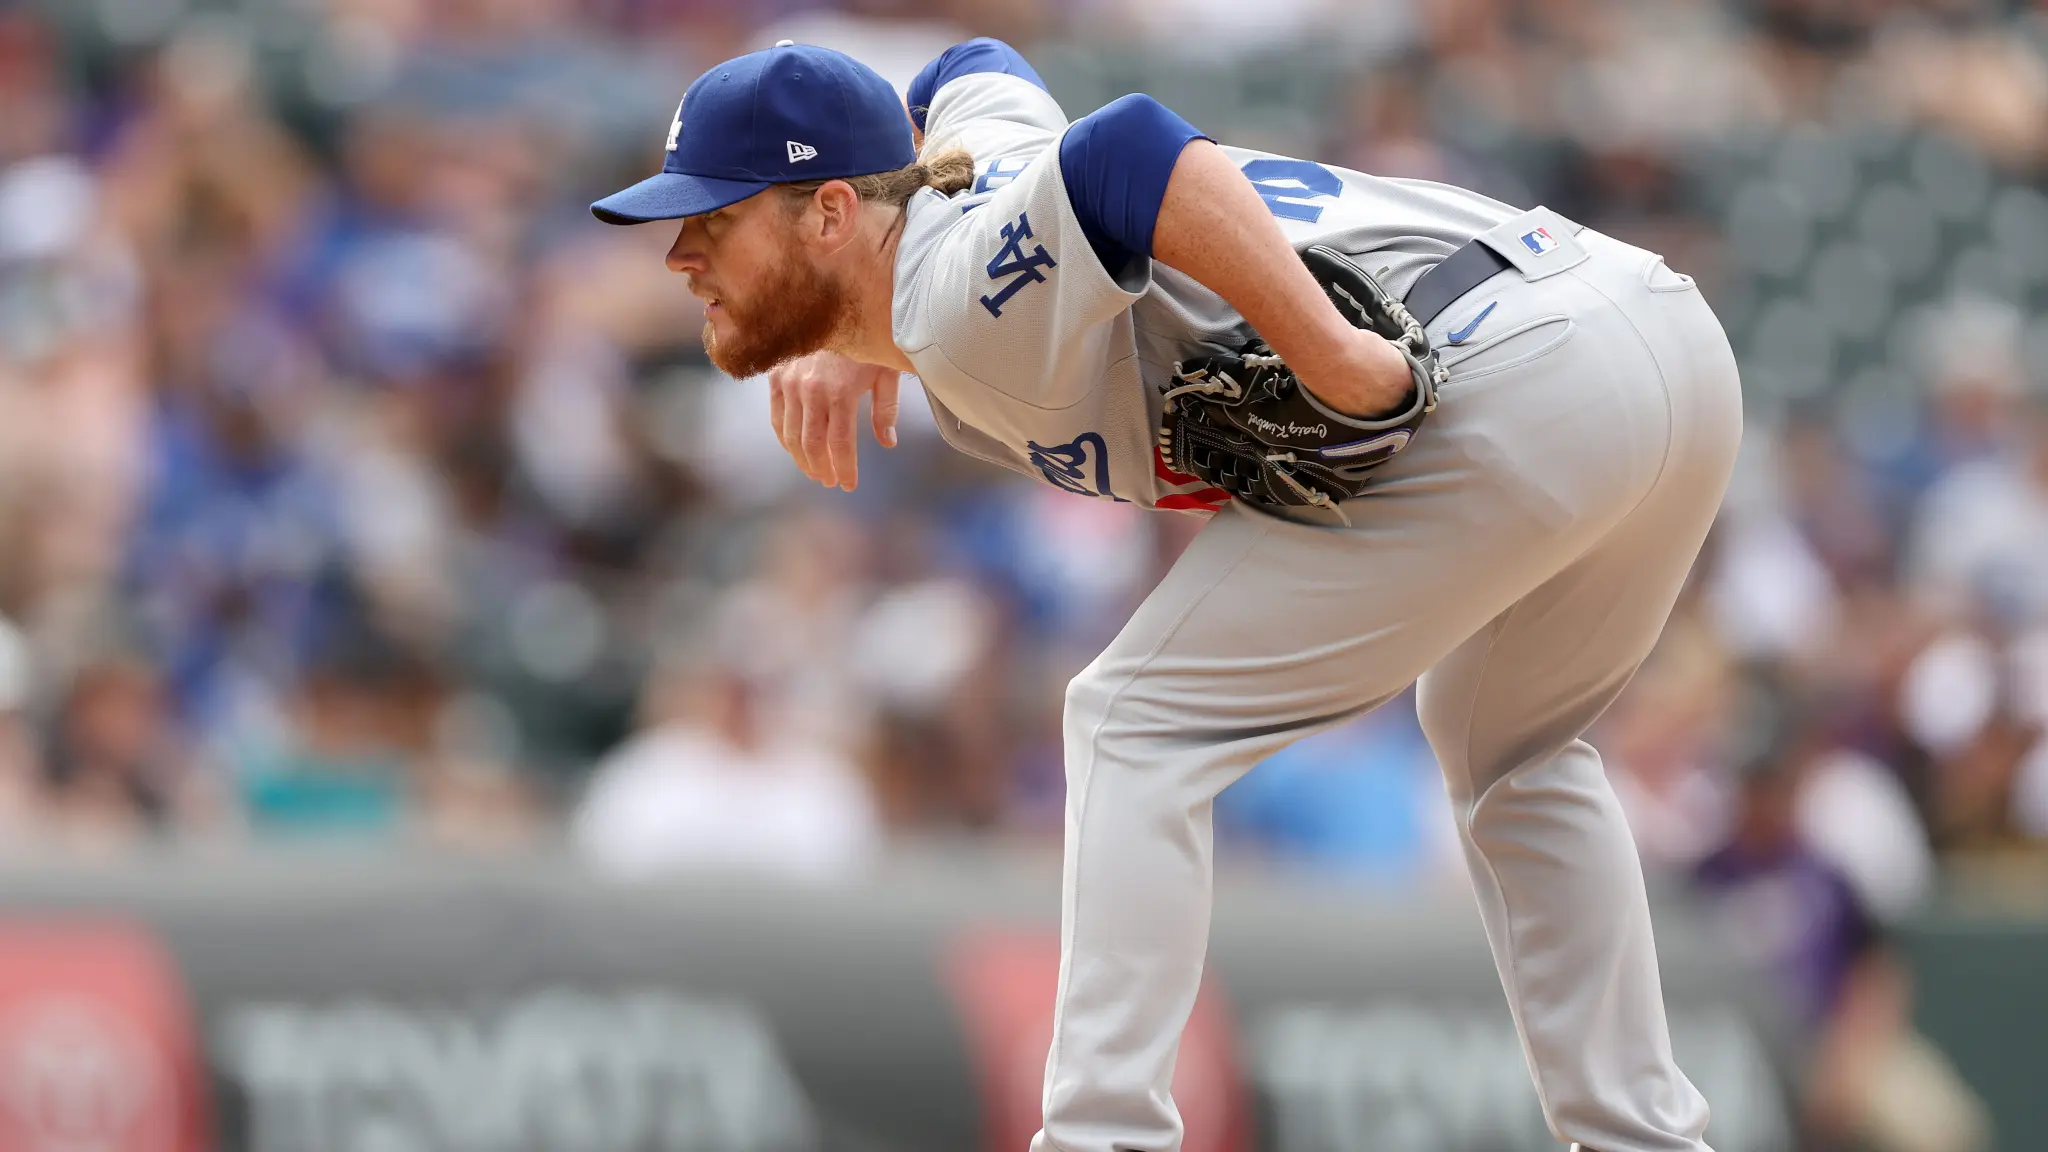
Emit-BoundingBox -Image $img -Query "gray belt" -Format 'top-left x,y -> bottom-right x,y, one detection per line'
1402,240 -> 1514,329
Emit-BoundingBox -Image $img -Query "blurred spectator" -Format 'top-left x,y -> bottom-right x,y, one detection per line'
1602,621 -> 1741,872
1778,407 -> 1896,593
1097,0 -> 1368,51
850,571 -> 1009,829
43,653 -> 231,854
1883,297 -> 2037,507
755,7 -> 970,91
221,598 -> 541,847
1706,476 -> 1846,662
1895,625 -> 2048,852
412,741 -> 547,854
1214,692 -> 1459,884
711,506 -> 876,749
1,0 -> 2046,1140
572,642 -> 881,880
1327,59 -> 1494,190
226,623 -> 420,839
1909,390 -> 2048,629
1871,19 -> 2048,171
0,11 -> 70,166
1693,692 -> 1989,1152
0,0 -> 2036,919
1794,737 -> 1935,923
0,615 -> 43,854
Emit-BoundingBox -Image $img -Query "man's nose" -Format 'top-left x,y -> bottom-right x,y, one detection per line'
665,222 -> 707,274
664,244 -> 704,275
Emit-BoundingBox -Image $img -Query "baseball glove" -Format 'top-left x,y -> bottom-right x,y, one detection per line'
1156,245 -> 1446,521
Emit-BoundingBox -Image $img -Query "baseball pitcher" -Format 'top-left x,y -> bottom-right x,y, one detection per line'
594,37 -> 1743,1152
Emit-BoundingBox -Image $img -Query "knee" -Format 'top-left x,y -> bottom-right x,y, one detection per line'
1416,674 -> 1509,815
1061,658 -> 1120,756
1414,675 -> 1471,774
1061,661 -> 1263,810
1059,659 -> 1174,798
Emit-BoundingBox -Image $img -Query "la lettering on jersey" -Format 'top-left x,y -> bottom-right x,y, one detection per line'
980,212 -> 1057,318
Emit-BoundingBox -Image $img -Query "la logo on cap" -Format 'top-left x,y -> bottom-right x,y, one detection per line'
665,98 -> 683,152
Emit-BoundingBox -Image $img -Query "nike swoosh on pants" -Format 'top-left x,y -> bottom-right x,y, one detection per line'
1447,301 -> 1497,345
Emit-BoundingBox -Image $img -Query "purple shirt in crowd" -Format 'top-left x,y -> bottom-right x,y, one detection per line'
1693,843 -> 1878,1029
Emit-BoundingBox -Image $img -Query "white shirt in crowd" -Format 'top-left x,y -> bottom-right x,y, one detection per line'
572,726 -> 880,882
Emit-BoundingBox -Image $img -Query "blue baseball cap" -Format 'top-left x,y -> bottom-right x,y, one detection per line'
592,43 -> 917,226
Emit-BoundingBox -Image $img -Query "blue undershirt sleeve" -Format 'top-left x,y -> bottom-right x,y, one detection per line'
907,38 -> 1049,134
1057,94 -> 1210,278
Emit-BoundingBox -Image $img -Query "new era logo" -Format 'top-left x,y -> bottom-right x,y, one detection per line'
787,141 -> 818,163
1520,227 -> 1558,256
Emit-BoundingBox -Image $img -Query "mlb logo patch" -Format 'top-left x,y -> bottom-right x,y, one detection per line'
1520,227 -> 1559,256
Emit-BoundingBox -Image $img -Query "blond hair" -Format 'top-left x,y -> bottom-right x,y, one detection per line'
777,148 -> 976,211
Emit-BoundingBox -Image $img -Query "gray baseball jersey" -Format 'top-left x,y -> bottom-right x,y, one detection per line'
894,65 -> 1746,1152
891,70 -> 1522,511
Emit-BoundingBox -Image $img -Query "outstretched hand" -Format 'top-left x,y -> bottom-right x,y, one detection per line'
767,351 -> 901,491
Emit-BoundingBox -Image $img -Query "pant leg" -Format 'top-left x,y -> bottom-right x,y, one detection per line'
1034,506 -> 1484,1152
1033,233 -> 1717,1152
1417,241 -> 1744,1152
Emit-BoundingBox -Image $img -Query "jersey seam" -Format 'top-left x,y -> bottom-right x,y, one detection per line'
912,345 -> 1049,482
920,346 -> 1141,415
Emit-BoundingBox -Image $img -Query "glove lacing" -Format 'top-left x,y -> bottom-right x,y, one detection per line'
1262,453 -> 1352,526
1158,348 -> 1283,407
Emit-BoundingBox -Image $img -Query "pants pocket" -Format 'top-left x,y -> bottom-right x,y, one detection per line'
1439,315 -> 1576,385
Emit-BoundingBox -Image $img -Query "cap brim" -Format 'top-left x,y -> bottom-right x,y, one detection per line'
590,171 -> 772,225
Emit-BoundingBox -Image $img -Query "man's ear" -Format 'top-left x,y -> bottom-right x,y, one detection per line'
809,180 -> 862,253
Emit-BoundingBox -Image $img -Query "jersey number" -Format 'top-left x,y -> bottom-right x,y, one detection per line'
980,212 -> 1058,318
973,154 -> 1031,195
1241,158 -> 1341,223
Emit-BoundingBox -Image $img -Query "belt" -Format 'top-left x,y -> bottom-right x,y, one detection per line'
1401,239 -> 1513,329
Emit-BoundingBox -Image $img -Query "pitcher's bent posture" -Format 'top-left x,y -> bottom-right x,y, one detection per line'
594,37 -> 1743,1152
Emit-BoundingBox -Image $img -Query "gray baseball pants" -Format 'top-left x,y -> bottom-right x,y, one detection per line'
1033,226 -> 1744,1152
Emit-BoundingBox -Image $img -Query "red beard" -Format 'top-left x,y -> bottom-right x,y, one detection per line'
702,246 -> 850,378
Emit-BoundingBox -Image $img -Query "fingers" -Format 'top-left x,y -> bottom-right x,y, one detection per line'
775,376 -> 808,477
871,369 -> 899,449
826,389 -> 860,491
768,355 -> 901,491
800,389 -> 832,487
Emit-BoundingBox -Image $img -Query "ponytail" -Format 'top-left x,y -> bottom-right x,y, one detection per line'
778,147 -> 978,210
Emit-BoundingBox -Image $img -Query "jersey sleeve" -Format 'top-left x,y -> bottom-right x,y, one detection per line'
908,38 -> 1068,167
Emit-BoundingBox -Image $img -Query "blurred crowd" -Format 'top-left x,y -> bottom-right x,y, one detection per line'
2,0 -> 2048,987
0,0 -> 2043,1145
